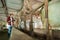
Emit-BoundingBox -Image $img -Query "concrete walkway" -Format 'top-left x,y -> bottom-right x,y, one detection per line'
10,27 -> 35,40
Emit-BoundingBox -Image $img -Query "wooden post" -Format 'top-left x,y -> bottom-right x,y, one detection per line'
23,0 -> 27,30
24,13 -> 26,30
44,0 -> 49,40
28,2 -> 33,32
20,11 -> 23,29
26,0 -> 34,36
30,13 -> 33,32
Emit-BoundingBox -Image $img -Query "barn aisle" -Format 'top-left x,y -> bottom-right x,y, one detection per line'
10,27 -> 36,40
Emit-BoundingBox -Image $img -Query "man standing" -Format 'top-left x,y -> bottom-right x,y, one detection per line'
7,14 -> 15,38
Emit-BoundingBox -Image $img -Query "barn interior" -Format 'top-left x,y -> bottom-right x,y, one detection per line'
0,0 -> 60,40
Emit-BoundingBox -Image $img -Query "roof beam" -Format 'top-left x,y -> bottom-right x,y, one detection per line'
1,0 -> 4,7
1,0 -> 8,16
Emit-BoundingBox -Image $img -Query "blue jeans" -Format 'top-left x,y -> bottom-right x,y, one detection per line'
8,25 -> 12,38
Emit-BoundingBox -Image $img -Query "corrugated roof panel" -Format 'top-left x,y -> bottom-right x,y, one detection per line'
8,8 -> 17,12
6,0 -> 23,11
0,8 -> 5,13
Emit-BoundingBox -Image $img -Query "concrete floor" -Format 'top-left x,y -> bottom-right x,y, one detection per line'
0,27 -> 60,40
10,27 -> 36,40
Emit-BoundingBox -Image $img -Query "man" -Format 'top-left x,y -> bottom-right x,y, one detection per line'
7,14 -> 15,38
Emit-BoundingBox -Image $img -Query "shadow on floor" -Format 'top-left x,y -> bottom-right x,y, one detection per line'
0,30 -> 8,40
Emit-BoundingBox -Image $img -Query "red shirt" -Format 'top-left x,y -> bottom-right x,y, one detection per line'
7,16 -> 14,25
